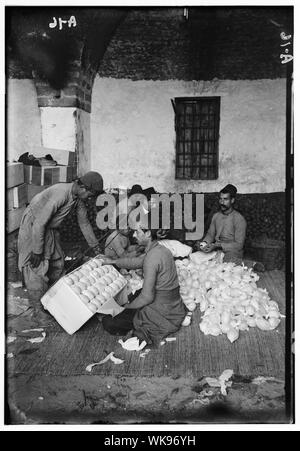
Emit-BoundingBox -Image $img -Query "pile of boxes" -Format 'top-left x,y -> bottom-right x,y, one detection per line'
7,162 -> 28,233
6,147 -> 76,232
6,148 -> 77,281
25,147 -> 76,202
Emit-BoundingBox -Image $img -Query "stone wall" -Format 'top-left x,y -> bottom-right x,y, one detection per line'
98,7 -> 291,81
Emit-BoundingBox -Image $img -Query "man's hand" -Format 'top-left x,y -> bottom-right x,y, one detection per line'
201,242 -> 221,253
29,252 -> 43,268
102,257 -> 117,265
136,245 -> 146,255
156,229 -> 169,240
92,245 -> 102,256
198,241 -> 208,250
201,245 -> 213,253
127,250 -> 139,257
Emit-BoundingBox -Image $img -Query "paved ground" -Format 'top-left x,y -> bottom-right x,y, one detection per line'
7,373 -> 288,425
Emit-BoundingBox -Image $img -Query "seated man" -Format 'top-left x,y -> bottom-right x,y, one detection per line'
103,192 -> 170,270
103,227 -> 170,271
102,222 -> 187,346
199,184 -> 264,271
104,215 -> 144,259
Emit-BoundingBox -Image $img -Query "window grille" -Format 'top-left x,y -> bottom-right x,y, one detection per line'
173,97 -> 220,180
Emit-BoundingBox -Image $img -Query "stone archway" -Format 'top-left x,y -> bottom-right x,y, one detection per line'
7,7 -> 127,175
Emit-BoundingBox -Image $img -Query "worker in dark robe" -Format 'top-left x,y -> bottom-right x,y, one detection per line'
18,171 -> 104,303
102,223 -> 186,346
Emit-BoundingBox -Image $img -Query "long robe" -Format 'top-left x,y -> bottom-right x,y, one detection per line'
18,183 -> 99,296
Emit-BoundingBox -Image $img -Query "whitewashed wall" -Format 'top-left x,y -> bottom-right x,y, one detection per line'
91,77 -> 286,193
39,107 -> 91,176
7,79 -> 42,162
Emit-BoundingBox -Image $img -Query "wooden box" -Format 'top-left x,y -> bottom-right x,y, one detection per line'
41,257 -> 126,334
7,163 -> 24,189
58,166 -> 74,182
24,165 -> 74,186
7,206 -> 26,233
7,183 -> 28,210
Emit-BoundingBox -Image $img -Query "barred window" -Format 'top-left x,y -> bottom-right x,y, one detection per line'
173,97 -> 220,180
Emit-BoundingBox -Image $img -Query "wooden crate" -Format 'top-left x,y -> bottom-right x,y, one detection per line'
7,183 -> 28,210
58,166 -> 73,182
41,258 -> 126,334
7,162 -> 24,189
24,165 -> 74,185
7,206 -> 26,233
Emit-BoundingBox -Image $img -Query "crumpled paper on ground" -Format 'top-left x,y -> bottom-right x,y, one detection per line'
118,337 -> 147,351
26,333 -> 46,344
190,397 -> 210,406
86,352 -> 124,372
9,281 -> 23,288
205,369 -> 234,396
252,376 -> 283,385
21,328 -> 46,344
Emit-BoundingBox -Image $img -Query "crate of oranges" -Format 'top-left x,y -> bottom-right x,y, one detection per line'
41,255 -> 127,334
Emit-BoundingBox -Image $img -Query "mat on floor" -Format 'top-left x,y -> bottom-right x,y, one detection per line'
8,270 -> 286,379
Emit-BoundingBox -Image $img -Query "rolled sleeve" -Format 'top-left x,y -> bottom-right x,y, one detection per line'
203,214 -> 217,244
111,235 -> 127,258
114,254 -> 145,270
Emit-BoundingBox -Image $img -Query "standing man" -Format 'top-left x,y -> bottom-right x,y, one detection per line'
18,171 -> 104,303
199,184 -> 264,271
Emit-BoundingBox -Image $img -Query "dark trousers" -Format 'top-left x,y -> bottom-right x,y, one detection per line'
102,308 -> 137,336
102,289 -> 141,336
